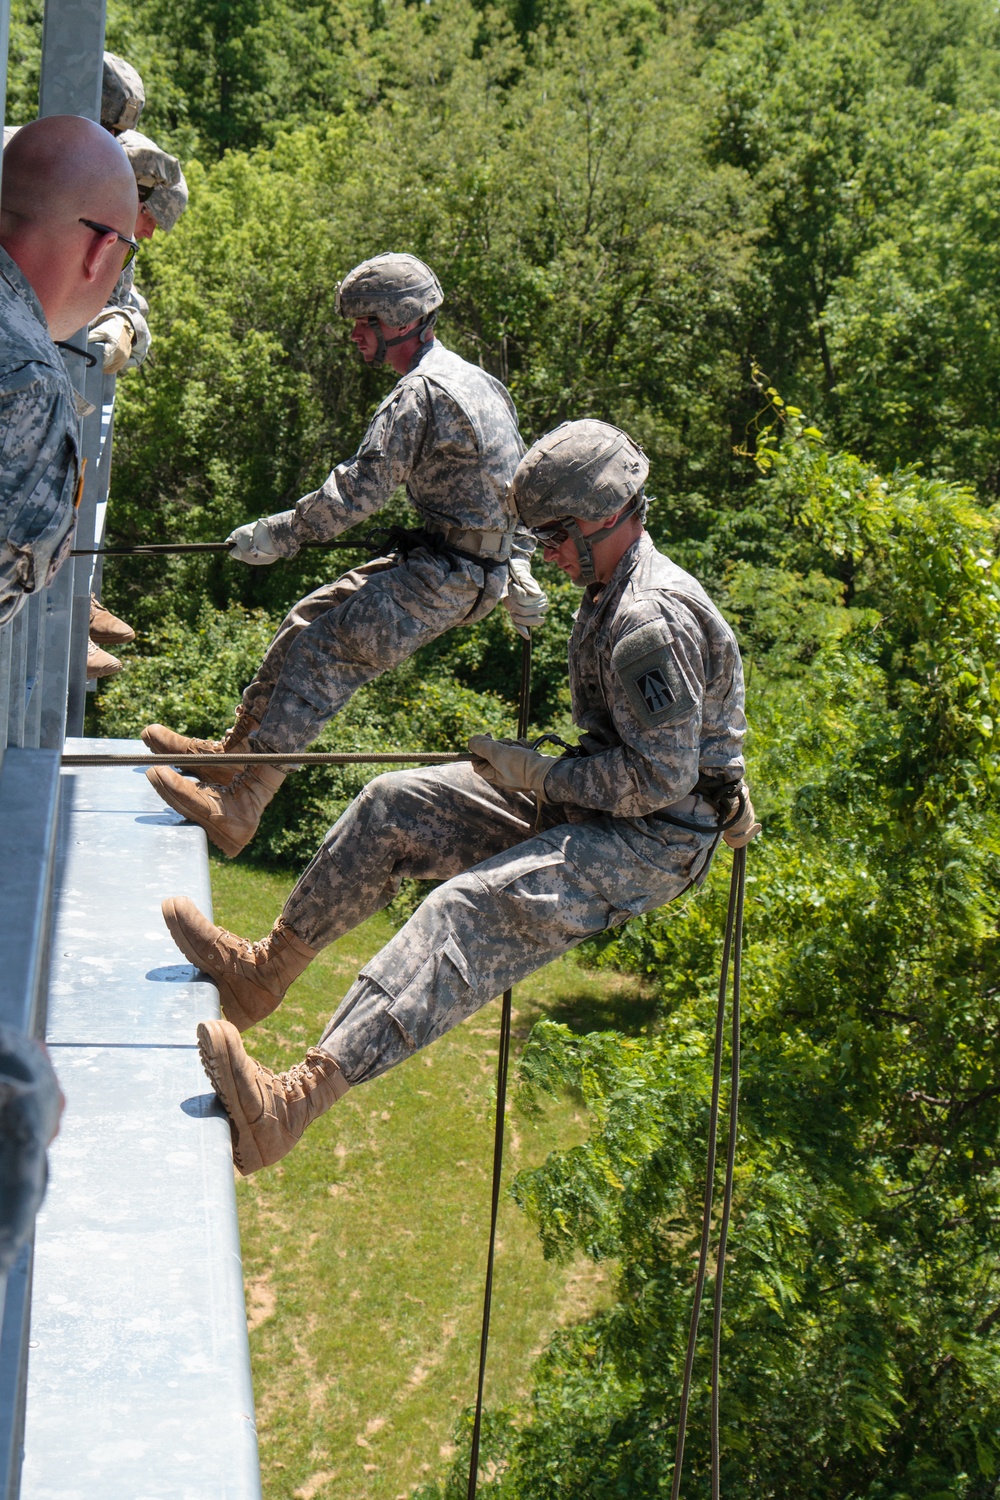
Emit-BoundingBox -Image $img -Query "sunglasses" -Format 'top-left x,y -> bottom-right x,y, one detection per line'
78,217 -> 139,269
534,519 -> 575,548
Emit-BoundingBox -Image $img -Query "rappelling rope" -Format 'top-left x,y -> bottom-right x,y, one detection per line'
60,751 -> 468,767
671,843 -> 746,1500
467,631 -> 532,1500
69,540 -> 343,557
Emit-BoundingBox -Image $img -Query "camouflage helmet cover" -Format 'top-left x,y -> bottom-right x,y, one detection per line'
145,167 -> 189,232
512,420 -> 649,528
101,52 -> 145,135
335,252 -> 443,327
117,129 -> 181,196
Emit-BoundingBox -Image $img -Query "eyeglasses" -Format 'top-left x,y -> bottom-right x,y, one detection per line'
534,519 -> 575,548
78,218 -> 139,269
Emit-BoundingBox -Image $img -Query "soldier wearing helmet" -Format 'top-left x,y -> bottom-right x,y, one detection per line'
161,420 -> 757,1177
88,130 -> 185,377
85,115 -> 189,674
101,52 -> 145,136
142,251 -> 547,858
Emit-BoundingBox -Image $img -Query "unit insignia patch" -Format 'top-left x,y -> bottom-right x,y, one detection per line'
612,621 -> 694,729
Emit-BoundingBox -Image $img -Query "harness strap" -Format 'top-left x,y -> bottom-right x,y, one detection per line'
362,523 -> 508,620
362,523 -> 510,571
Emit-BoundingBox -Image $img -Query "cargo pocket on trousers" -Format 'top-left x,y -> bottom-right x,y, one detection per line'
477,842 -> 622,938
360,930 -> 479,1053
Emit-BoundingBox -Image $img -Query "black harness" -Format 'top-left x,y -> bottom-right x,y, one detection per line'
362,524 -> 508,619
529,733 -> 745,834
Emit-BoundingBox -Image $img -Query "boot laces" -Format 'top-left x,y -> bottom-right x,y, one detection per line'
281,1052 -> 330,1097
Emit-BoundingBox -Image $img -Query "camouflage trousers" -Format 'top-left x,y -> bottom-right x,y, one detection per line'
242,547 -> 506,755
279,763 -> 720,1086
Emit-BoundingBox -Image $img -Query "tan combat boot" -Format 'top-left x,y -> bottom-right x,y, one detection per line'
89,595 -> 135,645
87,639 -> 122,678
141,706 -> 258,788
197,1018 -> 349,1174
146,761 -> 286,857
162,895 -> 317,1032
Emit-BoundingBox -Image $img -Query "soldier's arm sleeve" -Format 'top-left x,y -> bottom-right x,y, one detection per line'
0,380 -> 79,625
268,383 -> 430,553
543,605 -> 707,816
509,521 -> 537,564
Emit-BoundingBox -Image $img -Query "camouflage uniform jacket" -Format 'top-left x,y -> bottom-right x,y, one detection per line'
544,533 -> 747,819
268,341 -> 528,556
0,247 -> 80,626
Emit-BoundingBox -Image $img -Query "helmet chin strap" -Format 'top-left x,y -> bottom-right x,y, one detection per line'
366,311 -> 438,367
564,499 -> 642,586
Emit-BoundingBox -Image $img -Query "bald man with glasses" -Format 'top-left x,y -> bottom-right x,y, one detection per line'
0,115 -> 137,625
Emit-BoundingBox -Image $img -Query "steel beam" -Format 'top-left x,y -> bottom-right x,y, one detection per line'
38,0 -> 104,120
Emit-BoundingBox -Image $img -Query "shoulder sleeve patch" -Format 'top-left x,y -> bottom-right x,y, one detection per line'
358,390 -> 403,459
611,620 -> 695,729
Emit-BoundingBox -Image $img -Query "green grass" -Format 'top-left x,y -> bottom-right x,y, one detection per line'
211,860 -> 650,1500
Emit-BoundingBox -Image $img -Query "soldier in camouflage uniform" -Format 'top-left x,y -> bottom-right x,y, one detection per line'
143,252 -> 546,857
89,130 -> 187,379
0,116 -> 138,625
168,419 -> 758,1175
101,51 -> 145,138
88,75 -> 190,671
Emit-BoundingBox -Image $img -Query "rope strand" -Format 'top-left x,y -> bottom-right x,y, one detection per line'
467,632 -> 531,1500
671,847 -> 745,1500
60,751 -> 468,767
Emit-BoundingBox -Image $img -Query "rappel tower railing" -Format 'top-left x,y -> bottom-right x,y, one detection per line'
0,3 -> 112,1491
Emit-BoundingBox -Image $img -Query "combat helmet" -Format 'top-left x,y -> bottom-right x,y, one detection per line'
511,420 -> 649,585
334,252 -> 443,365
101,53 -> 145,136
117,129 -> 181,203
145,168 -> 189,233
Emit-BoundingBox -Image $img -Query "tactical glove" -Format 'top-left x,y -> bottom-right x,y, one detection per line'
88,310 -> 135,374
723,780 -> 761,849
124,308 -> 151,369
468,735 -> 560,799
503,557 -> 549,639
226,517 -> 286,566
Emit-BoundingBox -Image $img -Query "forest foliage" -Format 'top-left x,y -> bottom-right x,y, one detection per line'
8,0 -> 1000,1492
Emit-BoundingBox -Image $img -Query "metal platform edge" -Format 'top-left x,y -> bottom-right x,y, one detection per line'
17,743 -> 262,1500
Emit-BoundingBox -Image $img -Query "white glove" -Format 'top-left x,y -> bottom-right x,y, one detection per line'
88,311 -> 135,375
503,556 -> 549,639
226,517 -> 283,565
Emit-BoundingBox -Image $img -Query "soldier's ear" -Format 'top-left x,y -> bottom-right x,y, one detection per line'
80,229 -> 120,284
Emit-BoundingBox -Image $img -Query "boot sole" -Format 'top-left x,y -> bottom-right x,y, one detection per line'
196,1021 -> 264,1176
162,898 -> 274,1035
90,628 -> 136,645
145,769 -> 252,859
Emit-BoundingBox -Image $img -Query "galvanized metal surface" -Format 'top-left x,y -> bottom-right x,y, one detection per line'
0,750 -> 62,1037
21,740 -> 262,1500
37,0 -> 104,120
0,1252 -> 31,1500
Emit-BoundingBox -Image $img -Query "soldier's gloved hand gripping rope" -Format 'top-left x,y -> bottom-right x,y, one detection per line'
226,516 -> 284,565
467,734 -> 559,797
